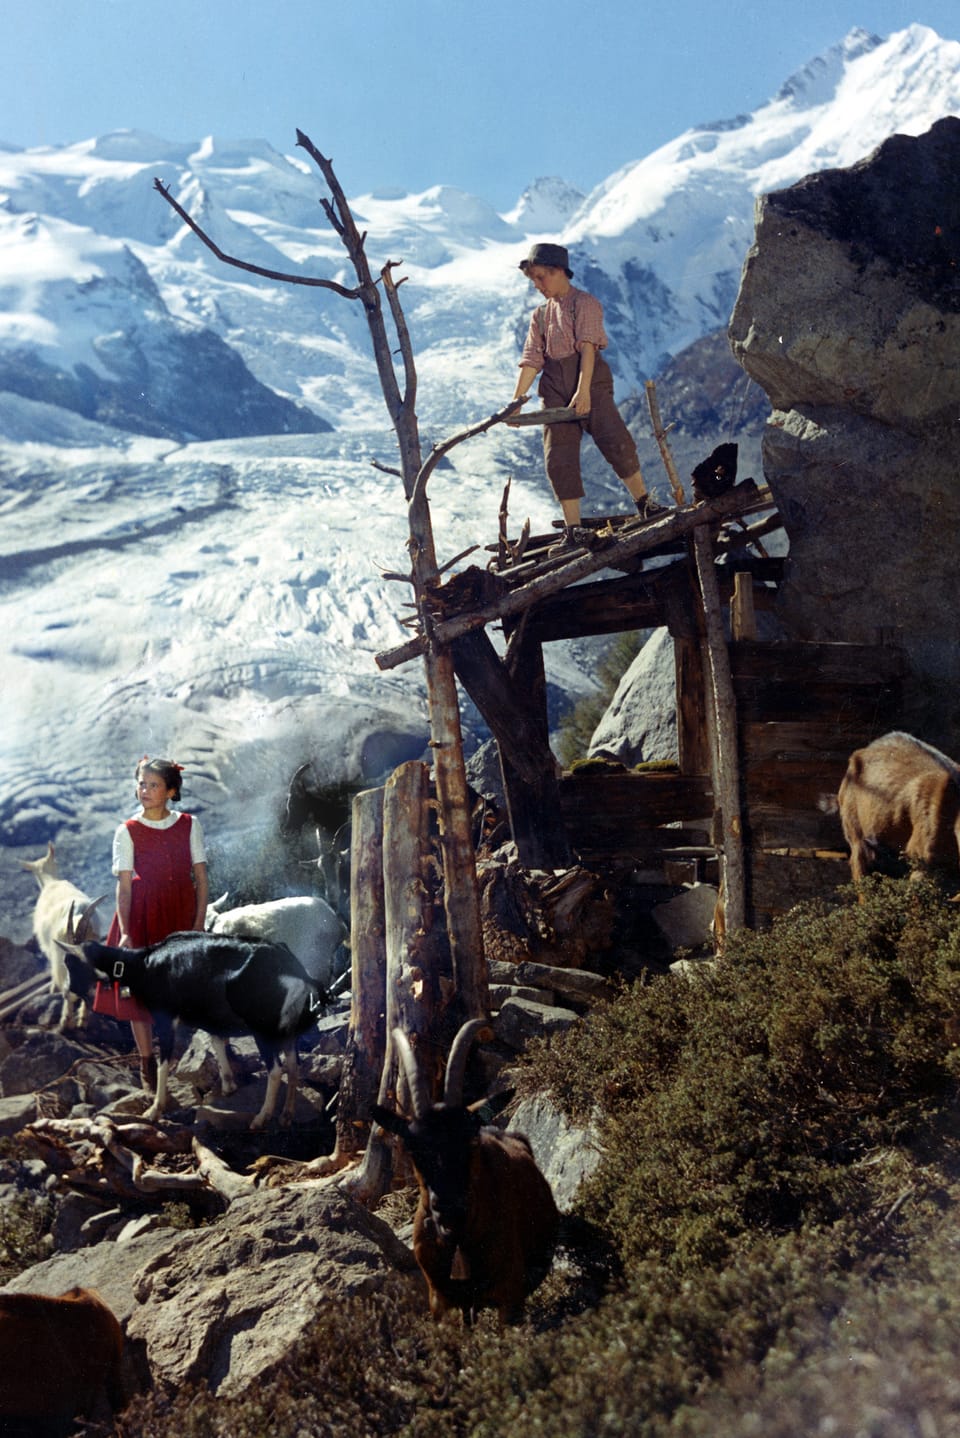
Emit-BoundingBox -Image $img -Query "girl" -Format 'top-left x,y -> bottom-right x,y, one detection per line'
102,756 -> 209,1091
511,242 -> 665,552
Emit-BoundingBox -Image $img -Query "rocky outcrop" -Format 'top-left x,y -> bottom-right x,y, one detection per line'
2,1183 -> 420,1398
730,116 -> 960,693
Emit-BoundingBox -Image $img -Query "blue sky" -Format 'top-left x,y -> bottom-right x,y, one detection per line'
4,0 -> 958,207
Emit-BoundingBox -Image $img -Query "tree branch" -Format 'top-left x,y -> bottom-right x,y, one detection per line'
382,261 -> 417,417
410,398 -> 525,511
153,179 -> 362,298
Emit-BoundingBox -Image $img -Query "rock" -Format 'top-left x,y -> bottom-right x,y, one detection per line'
300,1050 -> 343,1088
588,627 -> 678,765
0,1091 -> 37,1136
73,1057 -> 140,1108
0,1031 -> 90,1097
311,1013 -> 350,1055
0,1225 -> 186,1326
653,883 -> 720,951
510,1095 -> 603,1212
730,116 -> 960,695
0,936 -> 43,988
494,996 -> 580,1050
195,1077 -> 321,1131
510,960 -> 612,1010
489,983 -> 549,1009
52,1191 -> 119,1253
127,1183 -> 420,1396
466,737 -> 507,807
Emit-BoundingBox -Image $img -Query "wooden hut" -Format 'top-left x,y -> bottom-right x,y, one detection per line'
377,470 -> 904,930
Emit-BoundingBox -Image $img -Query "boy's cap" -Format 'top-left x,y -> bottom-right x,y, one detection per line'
519,242 -> 573,277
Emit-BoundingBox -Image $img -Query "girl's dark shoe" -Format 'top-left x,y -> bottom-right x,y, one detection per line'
140,1056 -> 158,1093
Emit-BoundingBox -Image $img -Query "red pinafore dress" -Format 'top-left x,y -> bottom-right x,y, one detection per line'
98,815 -> 198,1022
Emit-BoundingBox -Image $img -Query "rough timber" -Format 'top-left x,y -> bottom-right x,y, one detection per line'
375,478 -> 903,929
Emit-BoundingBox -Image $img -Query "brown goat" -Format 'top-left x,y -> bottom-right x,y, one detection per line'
0,1286 -> 124,1432
374,1020 -> 560,1325
838,731 -> 960,883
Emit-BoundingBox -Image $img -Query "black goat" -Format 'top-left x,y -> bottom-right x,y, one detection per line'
62,916 -> 327,1129
374,1019 -> 559,1324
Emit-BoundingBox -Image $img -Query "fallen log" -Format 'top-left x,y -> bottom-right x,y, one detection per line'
0,972 -> 49,1023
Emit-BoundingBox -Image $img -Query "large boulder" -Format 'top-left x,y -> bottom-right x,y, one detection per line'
2,1181 -> 420,1399
730,116 -> 960,694
126,1183 -> 419,1396
588,627 -> 677,765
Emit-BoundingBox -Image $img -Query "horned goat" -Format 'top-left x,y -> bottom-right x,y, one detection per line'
61,919 -> 328,1129
374,1019 -> 559,1325
206,892 -> 347,990
0,1287 -> 124,1433
838,731 -> 960,883
18,842 -> 105,1030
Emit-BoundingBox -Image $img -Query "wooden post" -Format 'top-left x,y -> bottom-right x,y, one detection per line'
644,380 -> 686,505
674,637 -> 712,777
731,572 -> 757,642
693,526 -> 746,934
311,785 -> 386,1177
451,629 -> 570,869
346,762 -> 438,1203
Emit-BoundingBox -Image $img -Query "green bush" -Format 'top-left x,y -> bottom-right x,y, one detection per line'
113,879 -> 960,1436
523,879 -> 960,1273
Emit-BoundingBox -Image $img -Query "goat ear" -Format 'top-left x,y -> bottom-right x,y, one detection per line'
372,1104 -> 409,1139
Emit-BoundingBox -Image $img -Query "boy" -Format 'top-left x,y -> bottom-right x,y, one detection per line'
511,242 -> 664,552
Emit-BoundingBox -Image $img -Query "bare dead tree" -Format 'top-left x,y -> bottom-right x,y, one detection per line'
154,130 -> 508,1023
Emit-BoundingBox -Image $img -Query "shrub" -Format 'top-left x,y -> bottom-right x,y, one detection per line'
112,879 -> 960,1436
520,879 -> 960,1272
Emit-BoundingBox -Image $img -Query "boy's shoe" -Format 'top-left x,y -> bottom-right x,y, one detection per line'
635,493 -> 667,522
548,525 -> 598,555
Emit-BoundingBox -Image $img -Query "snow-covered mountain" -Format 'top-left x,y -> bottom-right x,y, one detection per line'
2,24 -> 958,937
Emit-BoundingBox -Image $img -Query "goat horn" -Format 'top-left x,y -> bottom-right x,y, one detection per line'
76,895 -> 108,941
443,1019 -> 488,1107
392,1029 -> 430,1120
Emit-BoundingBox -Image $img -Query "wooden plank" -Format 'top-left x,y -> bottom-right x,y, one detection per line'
730,640 -> 906,685
565,823 -> 713,855
743,805 -> 845,850
560,771 -> 713,823
740,721 -> 882,765
505,568 -> 669,643
740,756 -> 848,808
732,679 -> 901,725
747,850 -> 850,926
731,572 -> 757,641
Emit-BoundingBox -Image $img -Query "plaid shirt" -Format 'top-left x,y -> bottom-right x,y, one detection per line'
519,286 -> 608,371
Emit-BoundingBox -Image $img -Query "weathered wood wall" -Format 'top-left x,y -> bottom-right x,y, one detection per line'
731,640 -> 904,925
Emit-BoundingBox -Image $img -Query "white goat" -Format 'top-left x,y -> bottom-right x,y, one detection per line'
18,842 -> 106,1030
205,893 -> 348,990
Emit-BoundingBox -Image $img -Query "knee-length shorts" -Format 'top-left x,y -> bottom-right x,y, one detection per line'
538,352 -> 640,502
